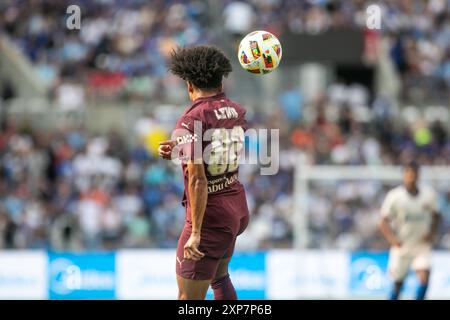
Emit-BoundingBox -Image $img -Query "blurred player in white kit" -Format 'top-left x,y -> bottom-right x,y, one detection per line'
379,162 -> 441,300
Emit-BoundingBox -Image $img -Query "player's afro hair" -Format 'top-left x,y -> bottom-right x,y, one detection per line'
168,46 -> 232,90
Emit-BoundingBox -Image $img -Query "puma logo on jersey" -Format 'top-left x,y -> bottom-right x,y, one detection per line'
214,107 -> 238,120
181,122 -> 190,129
176,256 -> 185,267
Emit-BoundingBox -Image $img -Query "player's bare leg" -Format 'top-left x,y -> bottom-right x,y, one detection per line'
211,257 -> 237,300
415,269 -> 430,300
177,276 -> 210,300
390,281 -> 403,300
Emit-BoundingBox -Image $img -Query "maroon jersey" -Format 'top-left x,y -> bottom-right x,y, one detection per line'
172,92 -> 248,229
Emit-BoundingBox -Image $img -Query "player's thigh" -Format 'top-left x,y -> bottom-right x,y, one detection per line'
176,228 -> 222,280
412,246 -> 432,284
388,248 -> 412,282
214,257 -> 232,280
412,246 -> 432,271
177,275 -> 211,300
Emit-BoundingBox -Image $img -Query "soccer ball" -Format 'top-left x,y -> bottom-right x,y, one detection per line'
238,30 -> 282,75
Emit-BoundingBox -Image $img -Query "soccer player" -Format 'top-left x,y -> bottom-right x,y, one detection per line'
379,162 -> 441,300
158,46 -> 249,300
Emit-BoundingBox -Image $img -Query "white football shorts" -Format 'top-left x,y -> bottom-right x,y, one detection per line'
388,244 -> 432,282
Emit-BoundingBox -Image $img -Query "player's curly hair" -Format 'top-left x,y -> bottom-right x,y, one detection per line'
404,160 -> 420,173
168,46 -> 232,90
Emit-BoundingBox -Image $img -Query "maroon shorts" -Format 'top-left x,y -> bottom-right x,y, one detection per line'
176,192 -> 249,280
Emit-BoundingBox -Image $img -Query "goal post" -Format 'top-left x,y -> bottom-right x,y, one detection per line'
293,165 -> 450,249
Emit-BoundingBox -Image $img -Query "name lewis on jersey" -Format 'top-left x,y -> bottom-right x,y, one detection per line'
214,106 -> 239,120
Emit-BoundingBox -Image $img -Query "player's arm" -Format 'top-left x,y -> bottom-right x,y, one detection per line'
183,160 -> 207,261
379,217 -> 401,247
424,211 -> 441,243
424,189 -> 441,243
379,192 -> 401,247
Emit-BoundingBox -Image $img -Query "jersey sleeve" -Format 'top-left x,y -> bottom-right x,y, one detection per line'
172,114 -> 204,163
380,190 -> 396,219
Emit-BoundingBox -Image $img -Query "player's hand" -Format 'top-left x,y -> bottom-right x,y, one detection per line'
159,140 -> 176,160
391,238 -> 402,248
183,232 -> 205,261
423,233 -> 434,243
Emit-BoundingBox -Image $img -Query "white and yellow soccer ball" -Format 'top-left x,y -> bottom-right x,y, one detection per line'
238,30 -> 282,75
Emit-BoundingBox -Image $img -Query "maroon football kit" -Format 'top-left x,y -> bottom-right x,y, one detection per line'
172,92 -> 249,280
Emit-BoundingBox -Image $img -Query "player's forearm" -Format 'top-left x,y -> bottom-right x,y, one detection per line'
430,211 -> 441,235
379,218 -> 399,245
188,176 -> 208,234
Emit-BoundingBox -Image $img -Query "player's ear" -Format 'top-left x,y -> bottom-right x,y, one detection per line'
187,81 -> 194,94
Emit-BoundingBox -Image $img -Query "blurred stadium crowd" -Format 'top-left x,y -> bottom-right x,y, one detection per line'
1,0 -> 449,102
0,0 -> 449,250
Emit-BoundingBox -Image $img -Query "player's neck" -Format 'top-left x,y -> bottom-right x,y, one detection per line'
190,89 -> 222,101
405,184 -> 419,196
